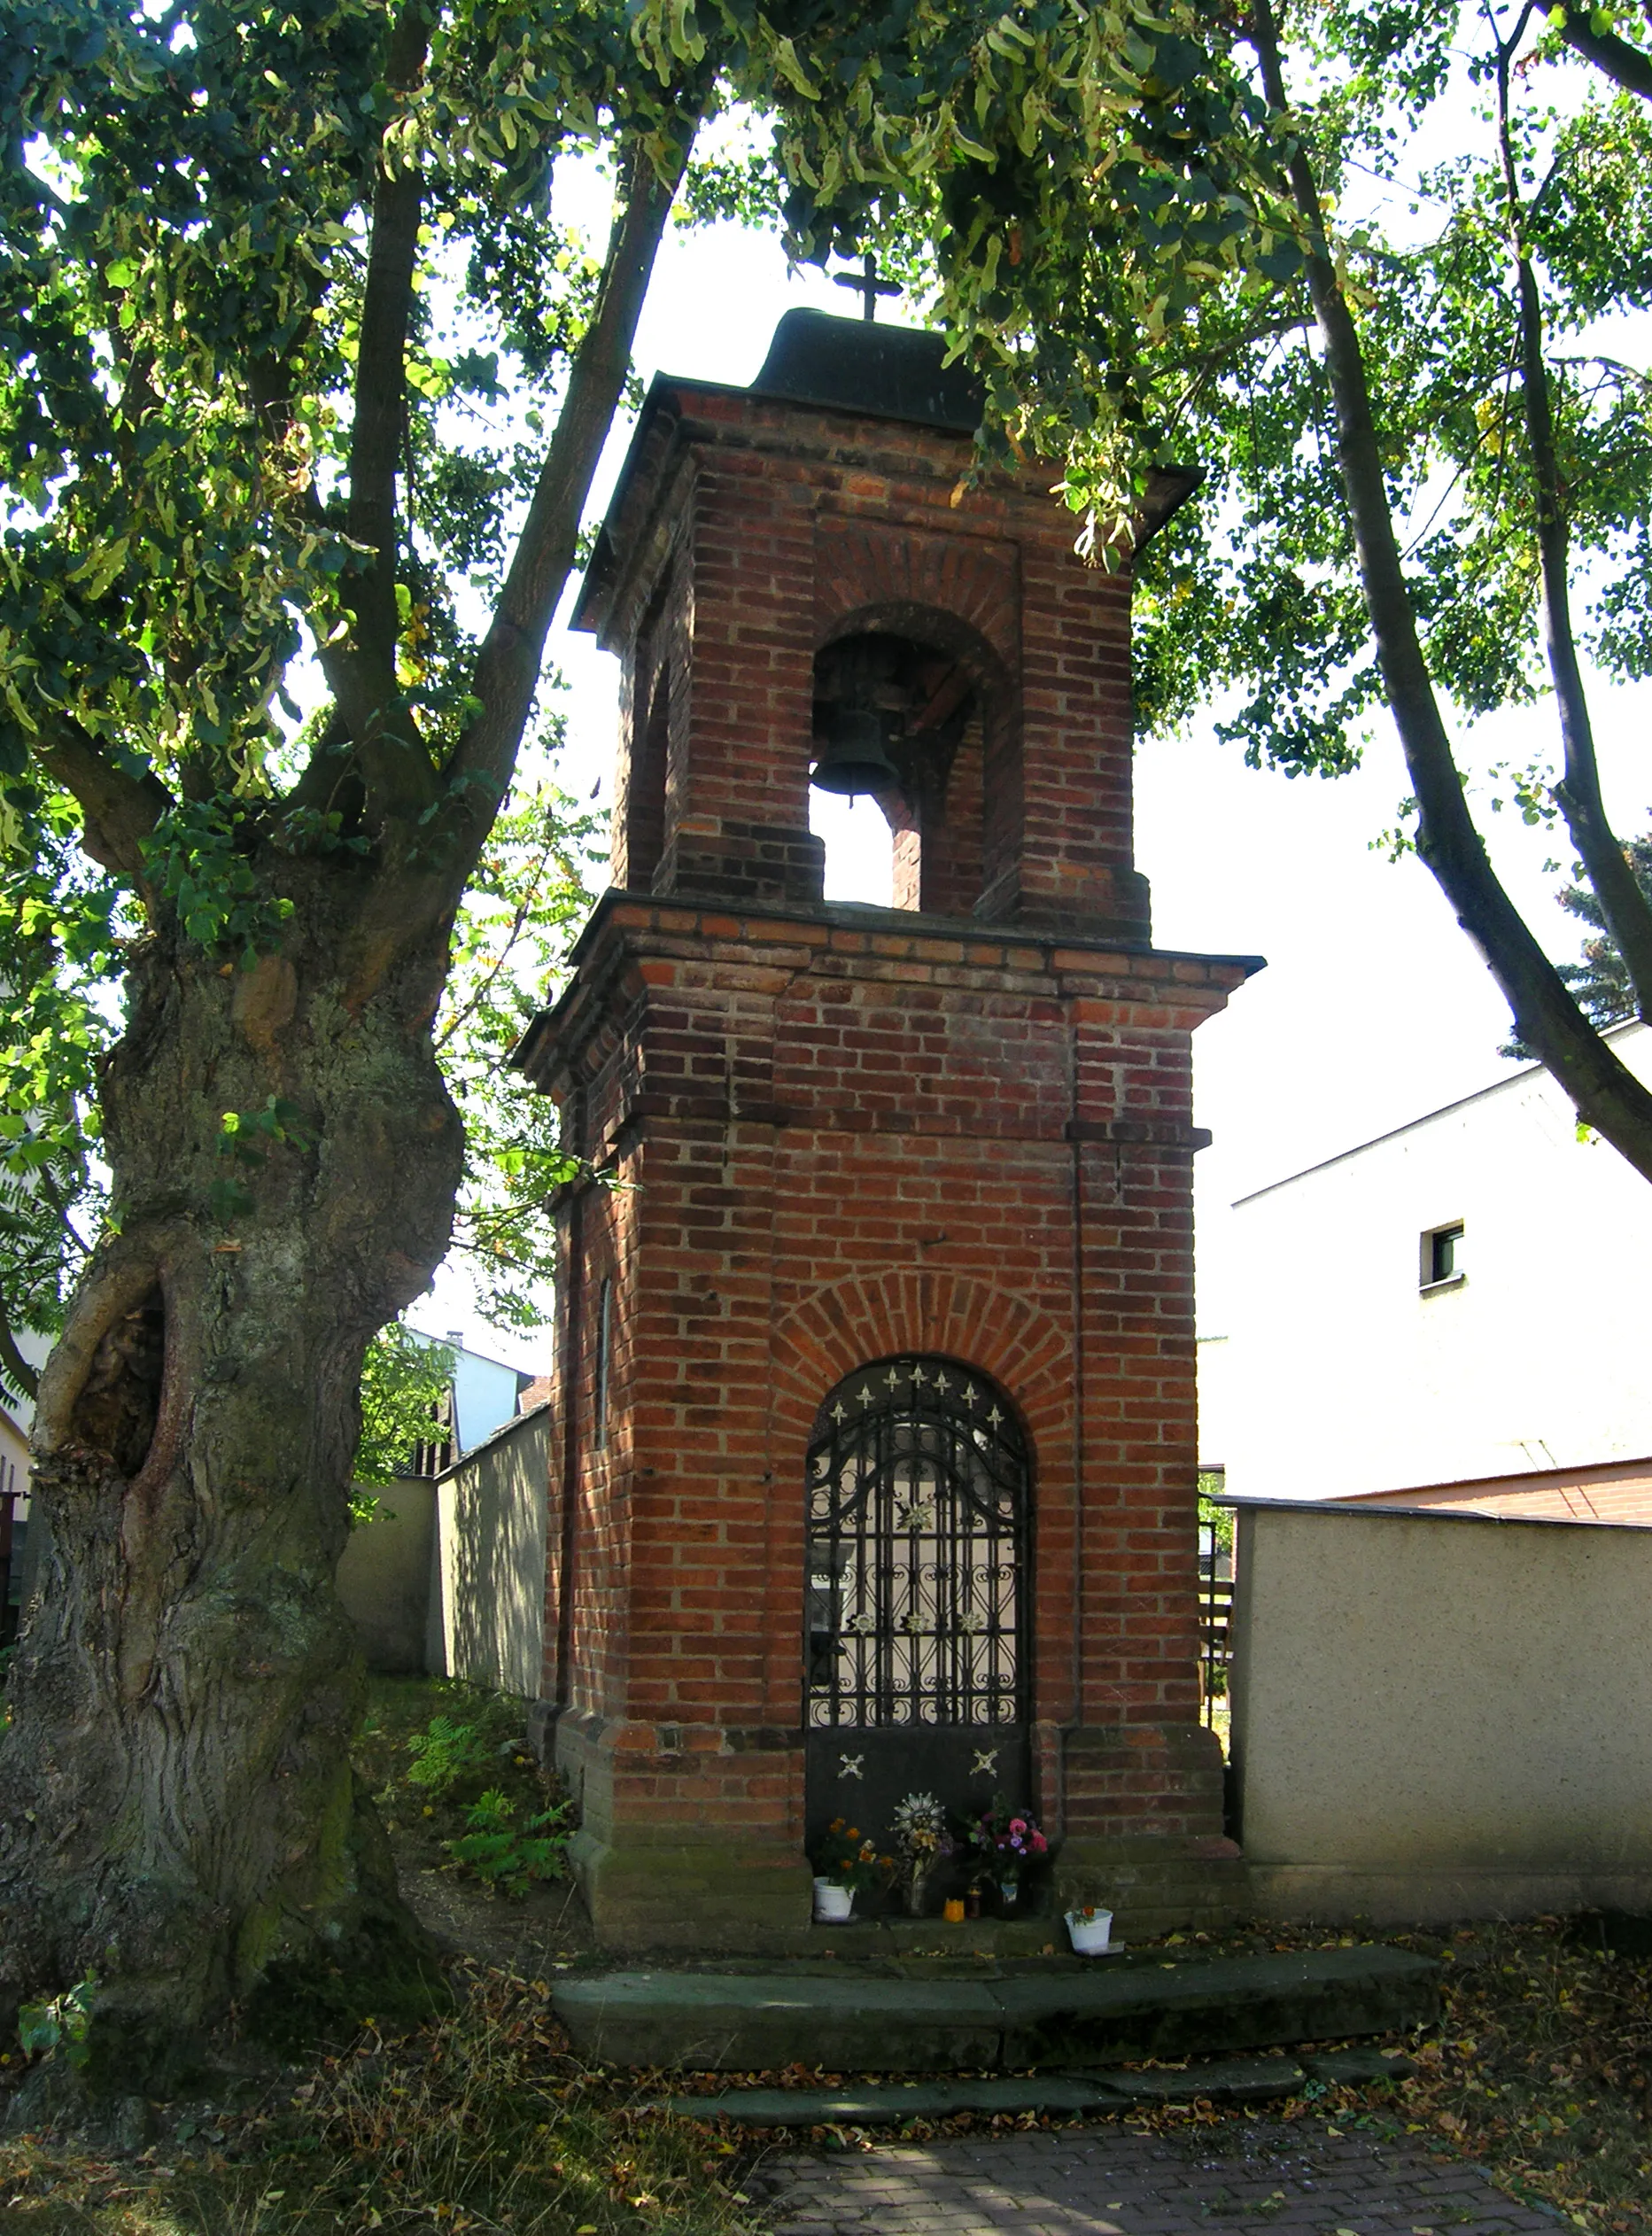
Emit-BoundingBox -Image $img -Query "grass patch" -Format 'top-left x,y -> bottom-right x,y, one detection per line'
0,1966 -> 755,2235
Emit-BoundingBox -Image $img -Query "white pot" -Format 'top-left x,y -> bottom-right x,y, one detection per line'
813,1877 -> 856,1922
1066,1906 -> 1113,1954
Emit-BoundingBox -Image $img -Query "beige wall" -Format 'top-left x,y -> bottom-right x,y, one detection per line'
429,1404 -> 550,1697
1231,1502 -> 1652,1923
336,1405 -> 550,1690
337,1479 -> 437,1673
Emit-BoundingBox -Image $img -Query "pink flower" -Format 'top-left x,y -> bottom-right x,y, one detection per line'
1009,1818 -> 1027,1836
1031,1832 -> 1048,1852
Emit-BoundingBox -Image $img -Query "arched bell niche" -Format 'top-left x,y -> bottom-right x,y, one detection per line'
810,612 -> 1017,918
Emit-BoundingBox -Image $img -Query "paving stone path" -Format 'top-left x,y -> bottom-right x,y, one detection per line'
749,2121 -> 1560,2235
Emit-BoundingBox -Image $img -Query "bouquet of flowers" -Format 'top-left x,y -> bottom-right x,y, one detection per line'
889,1790 -> 953,1910
968,1796 -> 1049,1885
811,1818 -> 886,1891
890,1791 -> 953,1872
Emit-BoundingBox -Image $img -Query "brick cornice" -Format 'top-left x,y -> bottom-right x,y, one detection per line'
511,886 -> 1264,1096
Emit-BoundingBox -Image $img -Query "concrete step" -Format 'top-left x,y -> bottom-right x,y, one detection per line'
656,2046 -> 1416,2126
553,1944 -> 1439,2073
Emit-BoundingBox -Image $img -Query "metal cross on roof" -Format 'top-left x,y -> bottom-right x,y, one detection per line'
834,252 -> 902,322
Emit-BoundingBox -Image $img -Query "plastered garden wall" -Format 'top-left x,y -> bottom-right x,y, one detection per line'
1231,1501 -> 1652,1922
430,1405 -> 551,1697
336,1407 -> 550,1693
336,1479 -> 437,1675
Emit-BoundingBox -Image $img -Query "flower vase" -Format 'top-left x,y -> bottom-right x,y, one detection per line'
813,1878 -> 856,1923
907,1867 -> 932,1917
998,1879 -> 1020,1912
1066,1906 -> 1113,1955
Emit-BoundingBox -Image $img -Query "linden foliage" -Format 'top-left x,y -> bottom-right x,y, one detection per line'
1141,9 -> 1652,784
10,0 -> 1650,1410
0,0 -> 647,1397
737,1 -> 1652,796
895,2 -> 1652,783
741,0 -> 1304,543
2,0 -> 1279,1412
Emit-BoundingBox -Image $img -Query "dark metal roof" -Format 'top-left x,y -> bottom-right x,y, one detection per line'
570,307 -> 1201,641
1210,1490 -> 1652,1533
748,308 -> 983,432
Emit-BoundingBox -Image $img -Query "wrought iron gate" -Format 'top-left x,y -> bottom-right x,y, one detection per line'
803,1355 -> 1031,1857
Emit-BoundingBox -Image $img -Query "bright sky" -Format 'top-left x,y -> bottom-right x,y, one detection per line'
413,153 -> 1652,1370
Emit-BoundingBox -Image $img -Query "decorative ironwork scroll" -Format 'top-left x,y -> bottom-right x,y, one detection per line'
805,1355 -> 1029,1731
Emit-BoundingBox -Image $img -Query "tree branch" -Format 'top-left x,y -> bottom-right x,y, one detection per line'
415,124 -> 697,898
244,356 -> 389,768
1552,4 -> 1652,101
338,2 -> 440,831
346,5 -> 430,693
1493,34 -> 1652,1021
1165,309 -> 1315,436
36,721 -> 174,880
1247,0 -> 1652,1184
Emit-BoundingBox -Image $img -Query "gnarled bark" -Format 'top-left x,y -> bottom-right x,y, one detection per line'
0,871 -> 461,2076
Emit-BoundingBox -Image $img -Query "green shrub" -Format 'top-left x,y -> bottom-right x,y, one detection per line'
405,1713 -> 496,1798
16,1975 -> 96,2071
446,1787 -> 571,1898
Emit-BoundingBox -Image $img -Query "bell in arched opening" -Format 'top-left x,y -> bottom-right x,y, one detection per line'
810,631 -> 978,804
810,637 -> 905,797
810,702 -> 904,796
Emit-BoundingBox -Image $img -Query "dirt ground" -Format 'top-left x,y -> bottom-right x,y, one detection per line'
388,1821 -> 602,1974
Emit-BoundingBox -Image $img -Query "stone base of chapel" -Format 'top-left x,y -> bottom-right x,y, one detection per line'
1054,1836 -> 1248,1942
564,1828 -> 815,1948
541,1704 -> 813,1949
540,1702 -> 1247,1950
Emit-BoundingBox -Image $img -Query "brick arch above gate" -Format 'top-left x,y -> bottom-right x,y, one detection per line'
768,1268 -> 1073,1489
766,1266 -> 1082,1736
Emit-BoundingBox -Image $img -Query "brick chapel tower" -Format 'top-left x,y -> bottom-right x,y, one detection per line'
516,309 -> 1260,1945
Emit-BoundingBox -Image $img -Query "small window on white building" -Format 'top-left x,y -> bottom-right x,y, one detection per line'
1422,1222 -> 1464,1288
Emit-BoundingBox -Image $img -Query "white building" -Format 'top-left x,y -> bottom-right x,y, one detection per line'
1199,1021 -> 1652,1502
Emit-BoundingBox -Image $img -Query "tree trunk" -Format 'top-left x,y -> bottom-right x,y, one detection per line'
0,866 -> 462,2081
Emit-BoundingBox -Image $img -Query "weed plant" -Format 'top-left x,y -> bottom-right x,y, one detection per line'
356,1677 -> 570,1897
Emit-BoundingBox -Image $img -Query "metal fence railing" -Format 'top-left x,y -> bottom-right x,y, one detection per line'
1198,1522 -> 1234,1727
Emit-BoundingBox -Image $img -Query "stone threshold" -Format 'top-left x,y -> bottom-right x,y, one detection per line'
665,1918 -> 1109,1969
657,2047 -> 1415,2127
553,1945 -> 1439,2073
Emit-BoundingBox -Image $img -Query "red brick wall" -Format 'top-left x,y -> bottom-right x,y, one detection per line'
589,386 -> 1150,937
530,365 -> 1245,1905
526,903 -> 1245,1857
